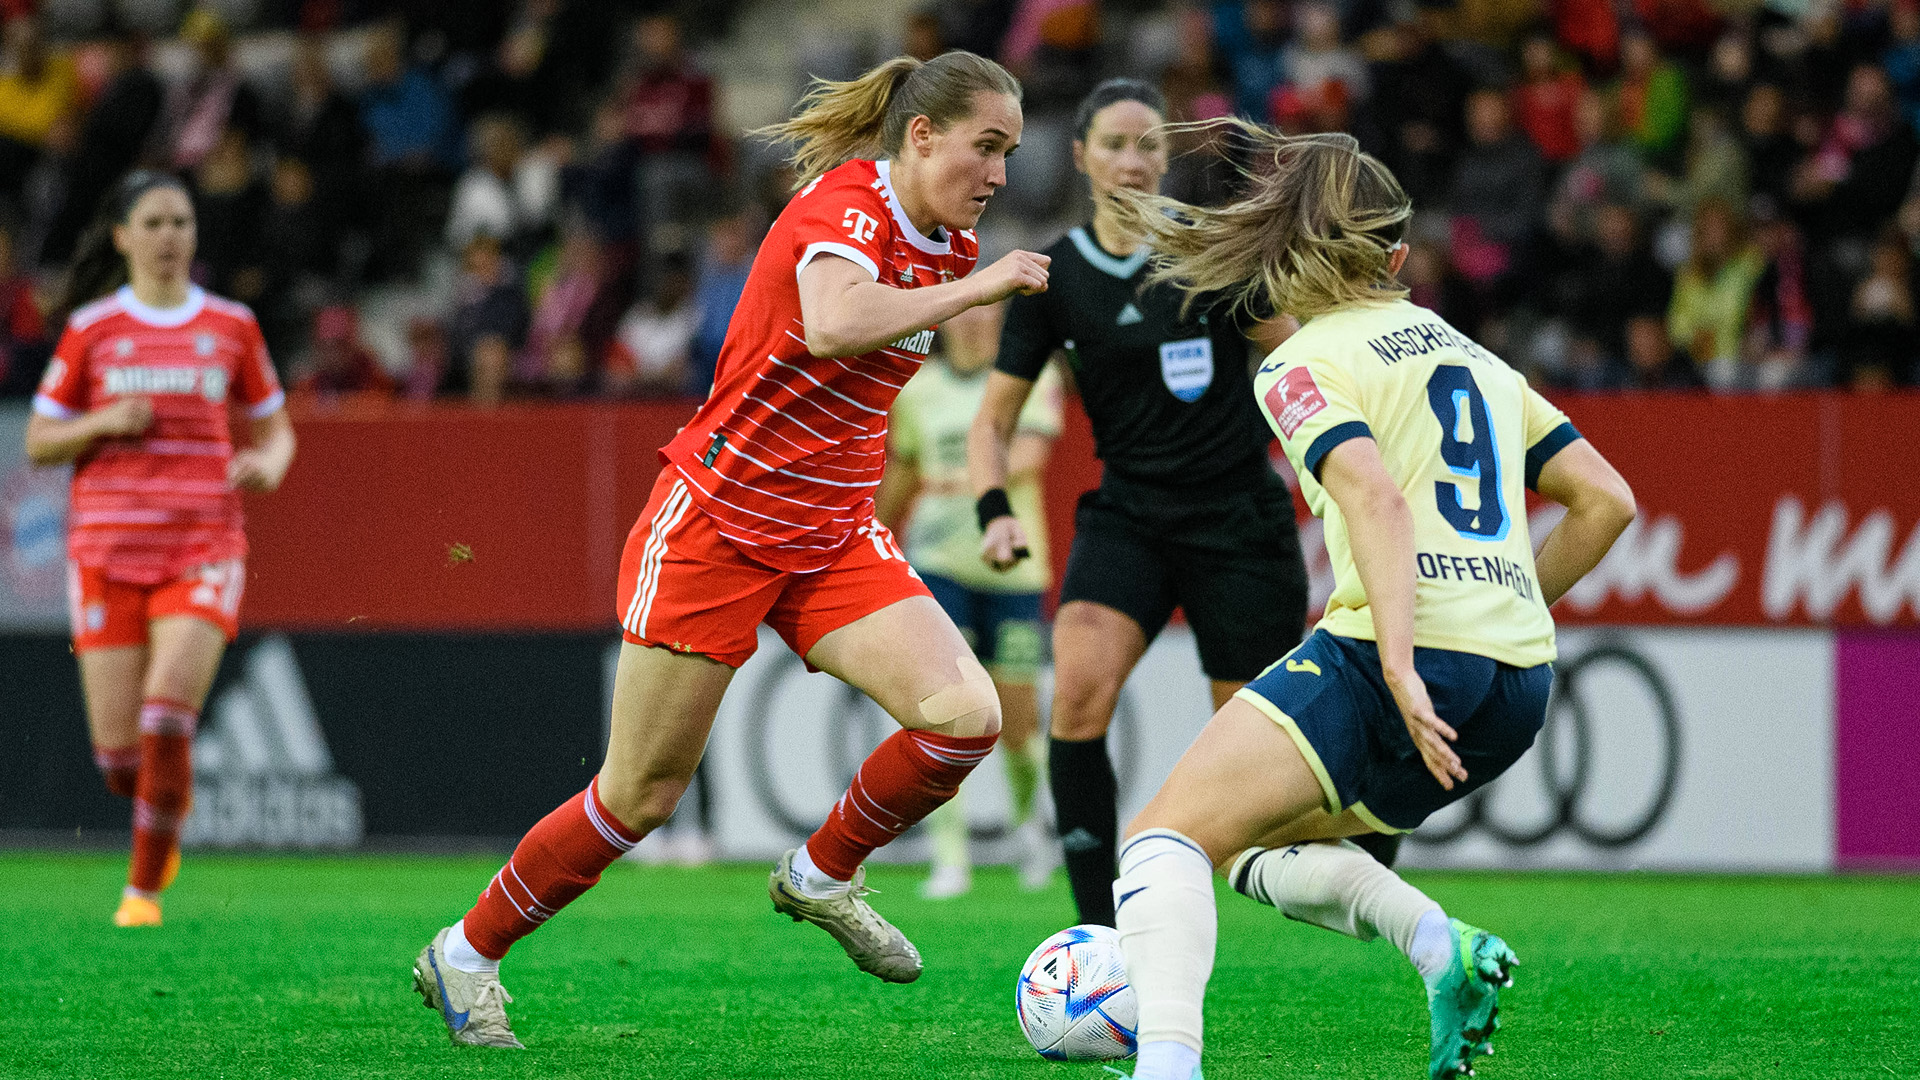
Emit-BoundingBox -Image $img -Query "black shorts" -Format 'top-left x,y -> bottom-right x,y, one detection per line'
1058,468 -> 1308,682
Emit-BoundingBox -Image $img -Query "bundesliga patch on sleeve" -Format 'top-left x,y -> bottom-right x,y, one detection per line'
1263,366 -> 1327,438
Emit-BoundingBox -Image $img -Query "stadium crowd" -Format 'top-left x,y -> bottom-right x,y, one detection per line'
0,0 -> 1917,402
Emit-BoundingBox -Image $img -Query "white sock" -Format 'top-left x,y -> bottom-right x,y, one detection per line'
791,844 -> 850,899
1229,840 -> 1444,980
1135,1040 -> 1202,1080
444,919 -> 499,976
1408,907 -> 1454,985
1114,828 -> 1216,1066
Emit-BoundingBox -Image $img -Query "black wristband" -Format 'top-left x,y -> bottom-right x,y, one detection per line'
976,487 -> 1014,531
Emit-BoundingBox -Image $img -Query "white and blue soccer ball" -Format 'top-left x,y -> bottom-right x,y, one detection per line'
1015,924 -> 1138,1061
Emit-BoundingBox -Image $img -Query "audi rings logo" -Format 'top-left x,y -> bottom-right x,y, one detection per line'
736,650 -> 1143,842
1413,640 -> 1682,849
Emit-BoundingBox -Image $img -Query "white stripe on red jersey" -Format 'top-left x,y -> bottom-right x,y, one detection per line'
659,159 -> 978,572
37,285 -> 284,585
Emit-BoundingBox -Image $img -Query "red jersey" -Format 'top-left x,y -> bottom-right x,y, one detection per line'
660,159 -> 979,572
34,286 -> 285,584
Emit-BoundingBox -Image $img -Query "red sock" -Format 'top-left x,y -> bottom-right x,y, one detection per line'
461,778 -> 641,960
129,699 -> 196,893
94,745 -> 140,799
805,729 -> 999,881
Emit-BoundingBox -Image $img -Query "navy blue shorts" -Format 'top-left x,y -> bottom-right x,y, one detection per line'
1237,629 -> 1552,833
921,573 -> 1045,679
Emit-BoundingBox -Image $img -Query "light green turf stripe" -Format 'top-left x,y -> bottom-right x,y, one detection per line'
1233,687 -> 1341,814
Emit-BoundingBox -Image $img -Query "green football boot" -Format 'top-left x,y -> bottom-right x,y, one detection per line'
1426,918 -> 1516,1079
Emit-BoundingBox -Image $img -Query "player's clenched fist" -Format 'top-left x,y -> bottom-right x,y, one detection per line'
971,250 -> 1050,304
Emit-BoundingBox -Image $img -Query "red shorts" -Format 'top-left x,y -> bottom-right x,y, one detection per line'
68,558 -> 246,653
616,470 -> 930,668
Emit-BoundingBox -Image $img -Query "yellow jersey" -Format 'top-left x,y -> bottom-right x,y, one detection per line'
1253,298 -> 1580,667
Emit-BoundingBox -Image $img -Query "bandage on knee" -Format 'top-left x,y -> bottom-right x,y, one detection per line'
915,654 -> 1001,736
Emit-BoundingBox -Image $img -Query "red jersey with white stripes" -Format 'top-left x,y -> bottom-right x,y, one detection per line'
35,286 -> 285,584
659,158 -> 979,572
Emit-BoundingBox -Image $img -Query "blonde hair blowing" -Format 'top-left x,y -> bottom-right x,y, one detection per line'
756,51 -> 1022,187
1110,122 -> 1413,321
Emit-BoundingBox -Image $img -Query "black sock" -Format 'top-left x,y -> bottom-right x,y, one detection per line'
1347,830 -> 1402,867
1049,734 -> 1118,926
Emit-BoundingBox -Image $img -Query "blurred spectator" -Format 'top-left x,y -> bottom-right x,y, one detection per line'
291,305 -> 396,402
1553,0 -> 1619,71
1555,203 -> 1672,386
160,8 -> 262,172
361,22 -> 458,280
938,0 -> 1017,59
563,100 -> 642,247
1512,32 -> 1583,164
1212,0 -> 1289,120
402,316 -> 451,402
1841,228 -> 1918,388
607,252 -> 697,397
1740,83 -> 1801,212
517,226 -> 604,396
1668,199 -> 1765,391
276,37 -> 365,253
44,30 -> 162,264
0,222 -> 46,395
1887,0 -> 1920,135
1554,90 -> 1647,239
620,14 -> 721,226
1613,31 -> 1688,165
1448,89 -> 1546,306
1002,0 -> 1100,107
903,10 -> 944,62
1647,107 -> 1749,218
1794,65 -> 1920,246
1624,313 -> 1704,389
1401,236 -> 1481,338
193,129 -> 267,304
446,113 -> 559,258
1742,209 -> 1813,391
1700,31 -> 1757,118
1284,2 -> 1368,107
1365,13 -> 1472,206
688,207 -> 757,396
0,15 -> 78,212
257,156 -> 333,360
448,233 -> 527,406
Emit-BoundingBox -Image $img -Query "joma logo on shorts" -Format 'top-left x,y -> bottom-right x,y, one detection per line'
888,329 -> 936,355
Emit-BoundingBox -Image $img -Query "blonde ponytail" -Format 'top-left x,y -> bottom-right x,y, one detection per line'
757,51 -> 1021,187
1110,121 -> 1412,322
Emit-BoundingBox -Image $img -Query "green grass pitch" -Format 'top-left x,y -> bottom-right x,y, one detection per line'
4,853 -> 1915,1079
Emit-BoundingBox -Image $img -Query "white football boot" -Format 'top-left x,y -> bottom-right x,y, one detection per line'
412,927 -> 525,1048
769,849 -> 923,983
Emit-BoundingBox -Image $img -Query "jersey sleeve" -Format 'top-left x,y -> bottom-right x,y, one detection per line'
995,287 -> 1056,380
1519,379 -> 1581,491
1015,361 -> 1065,438
233,312 -> 286,418
33,322 -> 91,419
790,172 -> 892,283
1260,356 -> 1370,482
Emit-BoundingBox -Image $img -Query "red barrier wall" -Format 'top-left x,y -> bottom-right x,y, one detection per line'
245,391 -> 1920,631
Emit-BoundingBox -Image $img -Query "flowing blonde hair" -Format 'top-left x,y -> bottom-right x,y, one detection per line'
755,51 -> 1022,187
1109,122 -> 1412,321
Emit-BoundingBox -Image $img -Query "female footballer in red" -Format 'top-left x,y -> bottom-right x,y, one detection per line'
25,171 -> 296,928
412,50 -> 1051,1048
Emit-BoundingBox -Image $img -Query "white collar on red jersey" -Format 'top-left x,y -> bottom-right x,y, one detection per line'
115,284 -> 208,328
874,159 -> 952,257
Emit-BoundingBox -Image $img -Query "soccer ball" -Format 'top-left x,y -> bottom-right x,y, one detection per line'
1015,924 -> 1138,1060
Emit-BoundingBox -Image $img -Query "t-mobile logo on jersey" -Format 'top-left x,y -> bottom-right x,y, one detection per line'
843,208 -> 879,244
182,635 -> 363,849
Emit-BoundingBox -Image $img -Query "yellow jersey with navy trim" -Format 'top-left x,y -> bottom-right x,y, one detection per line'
1252,298 -> 1581,667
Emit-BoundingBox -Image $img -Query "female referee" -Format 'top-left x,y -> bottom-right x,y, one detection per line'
969,79 -> 1324,929
412,51 -> 1053,1049
1102,127 -> 1636,1080
25,170 -> 296,928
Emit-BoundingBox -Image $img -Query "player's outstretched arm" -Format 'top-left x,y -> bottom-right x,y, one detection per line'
1532,439 -> 1635,607
1320,437 -> 1467,790
967,370 -> 1036,570
798,251 -> 1048,359
24,397 -> 154,466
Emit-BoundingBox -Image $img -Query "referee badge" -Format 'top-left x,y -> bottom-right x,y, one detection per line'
1159,337 -> 1214,403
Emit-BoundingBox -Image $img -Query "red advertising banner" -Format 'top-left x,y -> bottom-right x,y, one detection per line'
238,392 -> 1919,632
